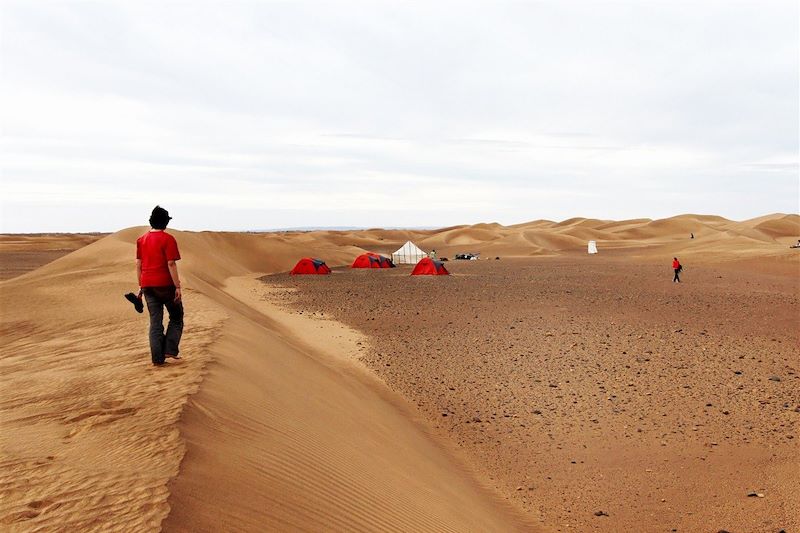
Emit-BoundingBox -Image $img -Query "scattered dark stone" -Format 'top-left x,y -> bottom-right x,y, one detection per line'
532,409 -> 542,415
733,370 -> 742,375
594,510 -> 609,517
768,375 -> 781,382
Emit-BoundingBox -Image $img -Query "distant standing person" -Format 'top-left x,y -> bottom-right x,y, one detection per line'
430,249 -> 437,260
136,206 -> 184,366
672,257 -> 683,283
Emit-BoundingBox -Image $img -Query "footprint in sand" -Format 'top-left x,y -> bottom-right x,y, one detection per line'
27,500 -> 52,510
5,509 -> 40,522
0,500 -> 56,524
64,405 -> 138,439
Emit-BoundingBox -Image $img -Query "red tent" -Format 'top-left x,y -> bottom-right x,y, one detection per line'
290,258 -> 331,275
411,257 -> 449,276
352,252 -> 395,269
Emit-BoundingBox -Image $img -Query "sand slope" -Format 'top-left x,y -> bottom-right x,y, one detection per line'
163,277 -> 533,532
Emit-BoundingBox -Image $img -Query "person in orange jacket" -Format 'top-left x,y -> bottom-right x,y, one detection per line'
672,257 -> 682,283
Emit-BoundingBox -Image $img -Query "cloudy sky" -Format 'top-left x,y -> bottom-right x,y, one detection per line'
1,2 -> 798,232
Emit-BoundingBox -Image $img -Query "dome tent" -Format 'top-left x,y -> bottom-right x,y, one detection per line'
391,241 -> 427,264
290,258 -> 331,275
411,257 -> 449,276
352,253 -> 395,269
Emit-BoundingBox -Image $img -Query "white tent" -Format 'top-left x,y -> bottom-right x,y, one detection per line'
588,240 -> 598,254
391,241 -> 428,264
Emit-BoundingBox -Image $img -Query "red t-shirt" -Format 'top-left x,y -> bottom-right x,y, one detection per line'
137,231 -> 181,287
672,259 -> 680,269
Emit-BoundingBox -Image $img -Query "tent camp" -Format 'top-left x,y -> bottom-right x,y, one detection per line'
352,253 -> 395,269
411,257 -> 449,276
391,241 -> 427,264
588,241 -> 598,254
290,258 -> 331,275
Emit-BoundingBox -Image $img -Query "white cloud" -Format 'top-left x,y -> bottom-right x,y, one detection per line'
1,1 -> 797,232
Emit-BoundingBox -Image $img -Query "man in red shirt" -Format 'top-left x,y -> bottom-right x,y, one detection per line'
672,257 -> 682,283
136,206 -> 183,366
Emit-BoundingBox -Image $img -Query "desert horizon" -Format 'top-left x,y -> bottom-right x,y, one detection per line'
1,212 -> 798,531
1,211 -> 797,235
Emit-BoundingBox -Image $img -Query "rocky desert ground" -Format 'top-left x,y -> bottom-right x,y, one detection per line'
263,253 -> 799,532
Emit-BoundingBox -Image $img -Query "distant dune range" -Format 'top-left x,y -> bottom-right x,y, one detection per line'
0,214 -> 797,531
0,234 -> 105,280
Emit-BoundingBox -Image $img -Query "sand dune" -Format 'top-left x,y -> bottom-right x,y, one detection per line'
1,213 -> 797,531
508,219 -> 557,230
436,227 -> 503,246
162,277 -> 533,532
1,228 -> 532,532
594,218 -> 653,231
741,212 -> 793,226
752,214 -> 800,242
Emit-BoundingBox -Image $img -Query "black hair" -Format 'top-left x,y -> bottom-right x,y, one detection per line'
149,205 -> 172,229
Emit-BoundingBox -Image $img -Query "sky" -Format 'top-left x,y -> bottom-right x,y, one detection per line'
1,1 -> 798,233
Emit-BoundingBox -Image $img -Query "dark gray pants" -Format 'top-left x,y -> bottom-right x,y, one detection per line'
143,287 -> 184,364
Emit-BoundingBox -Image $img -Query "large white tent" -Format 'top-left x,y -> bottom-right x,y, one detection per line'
391,241 -> 428,264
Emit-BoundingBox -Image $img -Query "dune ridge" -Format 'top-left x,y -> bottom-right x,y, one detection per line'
1,213 -> 797,531
1,227 -> 535,532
